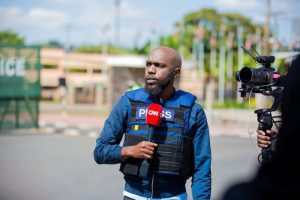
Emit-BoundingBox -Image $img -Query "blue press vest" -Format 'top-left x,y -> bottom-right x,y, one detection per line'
120,88 -> 196,179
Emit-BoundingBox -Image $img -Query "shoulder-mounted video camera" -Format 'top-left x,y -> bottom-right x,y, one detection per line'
236,46 -> 285,164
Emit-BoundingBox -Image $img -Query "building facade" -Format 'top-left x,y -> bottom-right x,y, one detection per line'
41,48 -> 199,107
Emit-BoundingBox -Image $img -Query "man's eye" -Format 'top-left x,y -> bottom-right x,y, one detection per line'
145,62 -> 164,68
154,63 -> 164,68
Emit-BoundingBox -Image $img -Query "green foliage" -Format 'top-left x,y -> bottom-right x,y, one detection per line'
75,45 -> 102,53
276,58 -> 288,75
108,45 -> 132,55
0,30 -> 25,45
75,44 -> 131,55
243,52 -> 257,67
160,35 -> 180,51
68,68 -> 87,73
42,64 -> 58,69
132,42 -> 150,55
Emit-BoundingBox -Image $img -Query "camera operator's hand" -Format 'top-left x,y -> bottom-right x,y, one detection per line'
257,129 -> 277,148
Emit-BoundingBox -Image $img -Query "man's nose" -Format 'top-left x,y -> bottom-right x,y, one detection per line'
147,64 -> 156,74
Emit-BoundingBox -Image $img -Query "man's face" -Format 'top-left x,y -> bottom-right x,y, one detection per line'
144,49 -> 176,96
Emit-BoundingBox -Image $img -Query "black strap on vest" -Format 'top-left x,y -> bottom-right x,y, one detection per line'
130,125 -> 183,134
151,135 -> 194,177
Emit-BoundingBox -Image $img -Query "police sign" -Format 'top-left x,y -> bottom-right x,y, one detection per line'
0,57 -> 25,77
0,46 -> 40,98
0,45 -> 41,129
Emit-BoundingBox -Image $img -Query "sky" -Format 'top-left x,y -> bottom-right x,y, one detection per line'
0,0 -> 299,48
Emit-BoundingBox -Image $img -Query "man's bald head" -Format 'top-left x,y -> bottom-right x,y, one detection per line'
150,46 -> 182,69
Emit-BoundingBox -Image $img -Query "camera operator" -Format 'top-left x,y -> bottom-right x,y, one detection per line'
221,54 -> 300,200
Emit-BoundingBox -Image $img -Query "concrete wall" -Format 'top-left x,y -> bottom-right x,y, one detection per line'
109,67 -> 144,106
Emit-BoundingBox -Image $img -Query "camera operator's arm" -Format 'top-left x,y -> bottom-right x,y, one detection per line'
257,129 -> 277,148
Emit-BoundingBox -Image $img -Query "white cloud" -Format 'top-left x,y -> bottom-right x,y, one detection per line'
0,6 -> 68,30
214,0 -> 260,11
121,0 -> 150,19
212,0 -> 265,24
214,0 -> 300,21
27,8 -> 68,29
70,0 -> 152,45
0,1 -> 152,46
39,0 -> 81,5
271,0 -> 300,19
75,0 -> 150,28
75,1 -> 112,29
272,0 -> 298,11
0,6 -> 22,27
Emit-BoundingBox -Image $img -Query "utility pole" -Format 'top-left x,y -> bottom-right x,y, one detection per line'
263,0 -> 271,55
64,24 -> 72,52
115,0 -> 121,46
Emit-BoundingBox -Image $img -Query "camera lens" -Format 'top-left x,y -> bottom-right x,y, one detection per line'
238,67 -> 270,85
239,67 -> 252,84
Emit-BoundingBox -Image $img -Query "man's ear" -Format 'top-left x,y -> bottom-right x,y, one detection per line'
174,68 -> 181,78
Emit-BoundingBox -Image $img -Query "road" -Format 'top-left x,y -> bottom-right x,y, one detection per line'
0,130 -> 260,200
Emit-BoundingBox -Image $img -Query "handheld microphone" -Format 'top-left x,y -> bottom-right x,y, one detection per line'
145,103 -> 162,141
139,103 -> 162,178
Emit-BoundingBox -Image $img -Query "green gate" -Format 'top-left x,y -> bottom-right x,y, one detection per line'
0,45 -> 41,129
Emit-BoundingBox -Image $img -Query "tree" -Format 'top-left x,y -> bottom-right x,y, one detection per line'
75,44 -> 131,55
47,40 -> 64,49
0,30 -> 25,45
155,8 -> 264,57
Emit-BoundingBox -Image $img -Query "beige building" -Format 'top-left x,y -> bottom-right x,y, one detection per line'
40,48 -> 201,107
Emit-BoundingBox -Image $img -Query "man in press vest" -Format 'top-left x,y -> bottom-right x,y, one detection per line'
94,46 -> 211,200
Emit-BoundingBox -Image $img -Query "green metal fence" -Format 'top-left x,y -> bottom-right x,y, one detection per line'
0,45 -> 41,129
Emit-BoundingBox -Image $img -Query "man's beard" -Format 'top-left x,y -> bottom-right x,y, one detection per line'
145,73 -> 174,96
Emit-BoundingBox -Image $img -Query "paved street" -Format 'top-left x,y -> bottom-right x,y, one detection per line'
38,102 -> 262,139
0,129 -> 261,200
